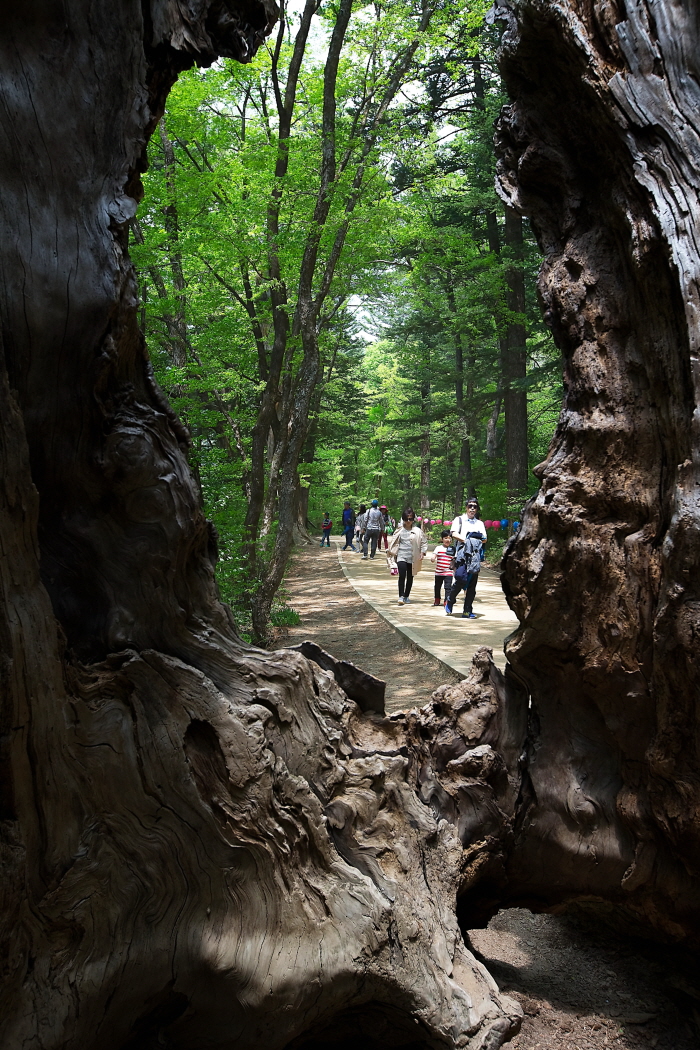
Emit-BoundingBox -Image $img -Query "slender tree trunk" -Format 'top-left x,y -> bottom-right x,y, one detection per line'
294,399 -> 321,543
484,178 -> 528,493
483,190 -> 510,475
448,285 -> 473,514
294,484 -> 313,541
503,204 -> 529,497
420,431 -> 431,526
419,374 -> 431,528
486,390 -> 502,461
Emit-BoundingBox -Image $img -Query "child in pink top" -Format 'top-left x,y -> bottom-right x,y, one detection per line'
428,530 -> 455,605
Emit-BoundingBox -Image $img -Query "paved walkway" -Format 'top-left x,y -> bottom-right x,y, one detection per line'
334,538 -> 518,676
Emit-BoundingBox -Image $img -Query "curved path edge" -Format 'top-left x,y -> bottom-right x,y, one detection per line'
334,541 -> 516,679
335,544 -> 465,682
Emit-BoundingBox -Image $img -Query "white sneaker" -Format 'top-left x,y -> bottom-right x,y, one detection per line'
403,597 -> 411,603
397,596 -> 405,605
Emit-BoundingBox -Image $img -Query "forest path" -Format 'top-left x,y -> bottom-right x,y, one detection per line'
335,537 -> 517,677
274,538 -> 462,712
274,538 -> 697,1050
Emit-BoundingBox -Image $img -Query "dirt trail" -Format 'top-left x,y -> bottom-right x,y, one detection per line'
273,543 -> 461,712
273,544 -> 699,1050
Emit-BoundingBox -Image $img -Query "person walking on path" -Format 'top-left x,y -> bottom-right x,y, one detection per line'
355,503 -> 367,551
427,530 -> 454,605
341,502 -> 356,550
320,512 -> 333,547
388,507 -> 428,605
378,505 -> 394,550
362,499 -> 385,559
446,498 -> 487,617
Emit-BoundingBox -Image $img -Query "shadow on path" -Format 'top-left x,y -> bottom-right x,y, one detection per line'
335,538 -> 518,675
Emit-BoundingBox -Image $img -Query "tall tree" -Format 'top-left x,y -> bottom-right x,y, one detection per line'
135,0 -> 465,641
502,203 -> 528,496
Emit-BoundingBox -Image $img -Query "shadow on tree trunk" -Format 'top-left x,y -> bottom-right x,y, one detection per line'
2,1 -> 700,1048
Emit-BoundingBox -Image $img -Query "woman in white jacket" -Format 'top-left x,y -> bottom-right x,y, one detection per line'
388,507 -> 428,605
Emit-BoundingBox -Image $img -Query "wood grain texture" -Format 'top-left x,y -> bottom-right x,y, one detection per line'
4,1 -> 700,1044
0,4 -> 522,1047
492,0 -> 700,940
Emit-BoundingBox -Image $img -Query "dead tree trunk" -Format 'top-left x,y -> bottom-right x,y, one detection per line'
0,4 -> 521,1048
3,3 -> 700,1048
486,0 -> 700,940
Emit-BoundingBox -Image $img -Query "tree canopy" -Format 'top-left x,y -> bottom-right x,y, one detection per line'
131,0 -> 561,641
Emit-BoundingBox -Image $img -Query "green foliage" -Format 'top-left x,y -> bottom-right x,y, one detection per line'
305,35 -> 562,528
131,4 -> 561,633
270,604 -> 302,628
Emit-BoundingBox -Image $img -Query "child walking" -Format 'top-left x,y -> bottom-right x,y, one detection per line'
428,530 -> 454,605
320,512 -> 333,547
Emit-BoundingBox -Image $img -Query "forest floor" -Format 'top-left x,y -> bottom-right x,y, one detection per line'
272,541 -> 700,1050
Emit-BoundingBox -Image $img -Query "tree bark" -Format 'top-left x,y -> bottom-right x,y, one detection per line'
449,285 -> 474,514
4,5 -> 700,1050
0,4 -> 523,1048
489,0 -> 700,940
502,206 -> 528,497
420,374 -> 431,529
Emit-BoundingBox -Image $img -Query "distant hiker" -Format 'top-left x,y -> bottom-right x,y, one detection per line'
341,501 -> 356,550
378,505 -> 393,550
446,498 -> 487,617
320,512 -> 333,547
355,504 -> 367,551
362,499 -> 385,559
427,530 -> 454,605
388,507 -> 428,605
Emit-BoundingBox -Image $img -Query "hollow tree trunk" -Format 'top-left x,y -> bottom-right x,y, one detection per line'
485,0 -> 700,940
0,4 -> 522,1048
4,5 -> 700,1050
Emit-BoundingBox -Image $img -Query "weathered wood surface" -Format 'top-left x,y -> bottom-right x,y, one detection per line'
290,640 -> 387,714
0,4 -> 521,1048
493,0 -> 700,939
3,0 -> 700,1046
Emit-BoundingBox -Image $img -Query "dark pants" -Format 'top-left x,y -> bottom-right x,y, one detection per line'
363,530 -> 380,557
378,530 -> 388,550
342,526 -> 355,549
434,574 -> 452,601
397,560 -> 413,598
321,529 -> 331,546
447,570 -> 478,613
